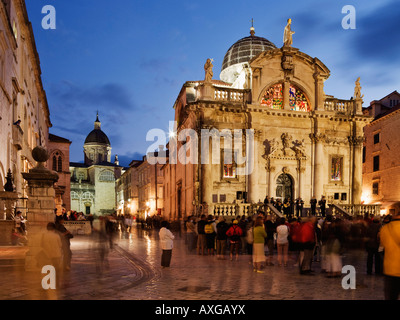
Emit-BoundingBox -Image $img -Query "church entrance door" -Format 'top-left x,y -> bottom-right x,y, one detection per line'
276,173 -> 293,203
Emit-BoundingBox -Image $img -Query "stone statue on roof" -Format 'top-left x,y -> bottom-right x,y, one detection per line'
204,58 -> 214,83
283,18 -> 295,47
354,77 -> 364,100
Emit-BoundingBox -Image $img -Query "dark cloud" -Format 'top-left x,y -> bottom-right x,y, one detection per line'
47,80 -> 137,133
352,1 -> 400,62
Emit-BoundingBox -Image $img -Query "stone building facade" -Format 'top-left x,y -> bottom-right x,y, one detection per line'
48,133 -> 71,213
161,26 -> 373,220
70,115 -> 122,216
116,150 -> 167,220
0,0 -> 51,217
362,91 -> 400,215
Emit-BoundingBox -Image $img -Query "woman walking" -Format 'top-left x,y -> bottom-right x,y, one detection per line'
252,217 -> 267,273
159,221 -> 175,268
276,217 -> 290,266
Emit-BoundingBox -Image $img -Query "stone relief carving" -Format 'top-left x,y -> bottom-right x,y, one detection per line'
263,133 -> 307,160
348,136 -> 365,146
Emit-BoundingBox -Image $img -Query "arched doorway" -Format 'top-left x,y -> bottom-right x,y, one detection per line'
276,173 -> 293,203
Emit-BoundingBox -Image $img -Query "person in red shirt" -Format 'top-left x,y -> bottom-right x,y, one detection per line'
299,217 -> 317,275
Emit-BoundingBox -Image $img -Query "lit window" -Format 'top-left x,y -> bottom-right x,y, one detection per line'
223,164 -> 236,178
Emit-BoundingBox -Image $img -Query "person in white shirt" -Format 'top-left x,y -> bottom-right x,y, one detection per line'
159,221 -> 175,268
276,217 -> 290,266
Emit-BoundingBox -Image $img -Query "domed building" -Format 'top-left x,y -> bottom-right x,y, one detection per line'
220,27 -> 277,88
69,114 -> 123,216
83,114 -> 112,165
162,23 -> 378,221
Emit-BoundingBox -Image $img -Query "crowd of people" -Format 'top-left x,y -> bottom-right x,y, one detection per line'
181,211 -> 395,278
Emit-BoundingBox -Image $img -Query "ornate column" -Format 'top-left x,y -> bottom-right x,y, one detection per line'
200,130 -> 213,214
311,133 -> 325,199
351,136 -> 364,204
22,146 -> 59,271
248,129 -> 260,203
266,159 -> 276,198
296,160 -> 305,199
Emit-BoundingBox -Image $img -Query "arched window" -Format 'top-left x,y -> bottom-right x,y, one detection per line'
289,85 -> 310,112
99,170 -> 115,182
261,83 -> 283,109
260,83 -> 310,112
71,191 -> 79,200
52,151 -> 63,172
82,191 -> 93,200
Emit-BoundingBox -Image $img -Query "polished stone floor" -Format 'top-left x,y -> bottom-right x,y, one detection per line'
0,226 -> 386,301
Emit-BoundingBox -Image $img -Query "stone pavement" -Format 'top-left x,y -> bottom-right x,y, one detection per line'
0,226 -> 387,301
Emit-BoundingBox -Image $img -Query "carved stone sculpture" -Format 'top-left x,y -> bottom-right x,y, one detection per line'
283,19 -> 295,47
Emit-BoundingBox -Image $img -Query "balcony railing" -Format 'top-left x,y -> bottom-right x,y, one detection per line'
212,202 -> 283,218
213,88 -> 248,103
324,98 -> 354,114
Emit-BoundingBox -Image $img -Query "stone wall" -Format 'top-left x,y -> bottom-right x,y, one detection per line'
0,220 -> 16,245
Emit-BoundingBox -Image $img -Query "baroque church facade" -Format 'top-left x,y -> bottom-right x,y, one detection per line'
162,23 -> 373,220
69,114 -> 123,216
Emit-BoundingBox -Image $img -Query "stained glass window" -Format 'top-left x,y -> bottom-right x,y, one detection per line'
261,83 -> 283,109
331,157 -> 342,181
223,164 -> 236,178
289,85 -> 310,112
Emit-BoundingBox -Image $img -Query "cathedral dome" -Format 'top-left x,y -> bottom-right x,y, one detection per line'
84,114 -> 110,146
220,27 -> 277,86
84,129 -> 110,145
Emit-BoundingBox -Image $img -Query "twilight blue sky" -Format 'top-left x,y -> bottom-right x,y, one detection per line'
25,0 -> 400,167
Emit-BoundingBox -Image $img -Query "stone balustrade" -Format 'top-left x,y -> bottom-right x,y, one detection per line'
214,88 -> 245,102
324,98 -> 354,114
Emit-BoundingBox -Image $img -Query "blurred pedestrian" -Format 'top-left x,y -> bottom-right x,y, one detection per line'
264,215 -> 275,266
226,220 -> 243,261
197,215 -> 207,255
380,211 -> 400,300
216,216 -> 229,260
323,217 -> 343,277
185,215 -> 197,252
205,215 -> 216,255
42,222 -> 63,273
310,197 -> 317,216
276,217 -> 289,267
159,221 -> 175,268
252,217 -> 267,273
55,216 -> 73,271
299,217 -> 317,275
318,196 -> 326,217
365,215 -> 382,275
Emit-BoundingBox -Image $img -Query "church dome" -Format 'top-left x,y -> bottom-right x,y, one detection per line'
84,129 -> 110,145
220,27 -> 277,86
84,114 -> 110,146
221,31 -> 277,72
